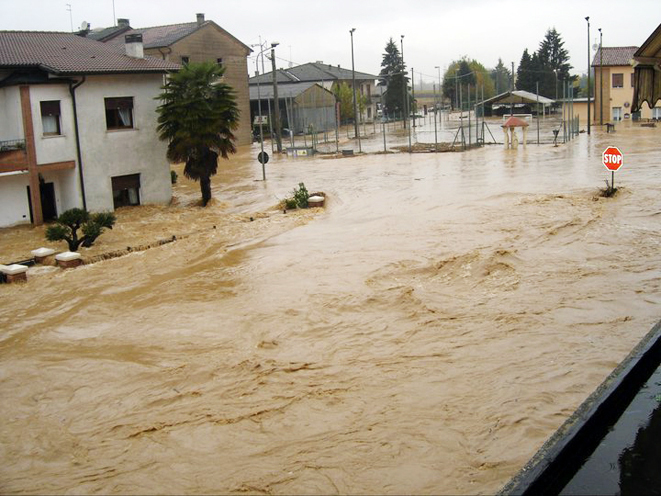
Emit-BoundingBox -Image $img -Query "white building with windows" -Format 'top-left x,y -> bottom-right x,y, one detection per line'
0,31 -> 180,227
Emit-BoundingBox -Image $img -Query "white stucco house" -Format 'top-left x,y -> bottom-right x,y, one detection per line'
0,31 -> 180,228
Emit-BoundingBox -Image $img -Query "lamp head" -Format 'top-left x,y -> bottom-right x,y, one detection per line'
585,16 -> 589,22
350,28 -> 356,34
271,42 -> 279,48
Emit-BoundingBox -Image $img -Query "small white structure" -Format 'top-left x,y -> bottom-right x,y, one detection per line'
0,263 -> 29,283
502,116 -> 529,149
31,247 -> 56,264
55,251 -> 83,269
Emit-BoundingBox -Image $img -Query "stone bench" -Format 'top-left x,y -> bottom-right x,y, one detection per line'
31,247 -> 56,264
55,251 -> 83,269
0,263 -> 29,283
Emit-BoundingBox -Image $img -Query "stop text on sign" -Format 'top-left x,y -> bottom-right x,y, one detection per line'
602,146 -> 624,171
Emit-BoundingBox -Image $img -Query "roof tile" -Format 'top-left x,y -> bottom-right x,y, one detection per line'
591,47 -> 638,67
0,31 -> 180,74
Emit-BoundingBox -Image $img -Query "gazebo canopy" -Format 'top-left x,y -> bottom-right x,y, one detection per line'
502,116 -> 530,128
483,90 -> 555,106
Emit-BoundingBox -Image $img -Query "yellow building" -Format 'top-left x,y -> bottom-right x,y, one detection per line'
592,46 -> 659,123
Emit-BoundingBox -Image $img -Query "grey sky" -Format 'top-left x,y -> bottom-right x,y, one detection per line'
2,0 -> 658,83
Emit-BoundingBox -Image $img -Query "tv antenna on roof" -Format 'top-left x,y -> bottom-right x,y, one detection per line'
66,3 -> 73,32
80,21 -> 89,31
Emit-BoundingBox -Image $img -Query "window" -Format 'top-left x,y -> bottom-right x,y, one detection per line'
40,100 -> 61,135
111,174 -> 140,208
612,73 -> 623,88
631,73 -> 635,88
181,56 -> 189,65
612,107 -> 622,121
216,58 -> 223,65
105,97 -> 134,130
653,107 -> 661,120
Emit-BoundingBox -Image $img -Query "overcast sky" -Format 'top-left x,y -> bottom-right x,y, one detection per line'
2,0 -> 658,84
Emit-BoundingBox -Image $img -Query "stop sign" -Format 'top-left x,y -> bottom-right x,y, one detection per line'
603,146 -> 623,171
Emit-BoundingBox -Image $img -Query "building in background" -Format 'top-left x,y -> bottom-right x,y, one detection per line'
592,46 -> 659,123
249,82 -> 336,137
250,62 -> 378,123
89,14 -> 253,146
0,31 -> 179,227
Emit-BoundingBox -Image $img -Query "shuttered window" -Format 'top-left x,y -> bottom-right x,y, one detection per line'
612,73 -> 624,88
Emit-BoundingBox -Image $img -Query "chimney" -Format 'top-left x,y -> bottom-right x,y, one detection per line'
125,34 -> 144,59
117,18 -> 130,28
196,13 -> 205,26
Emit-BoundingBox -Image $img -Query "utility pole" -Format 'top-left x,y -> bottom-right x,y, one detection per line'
400,35 -> 411,152
599,28 -> 603,125
586,16 -> 591,135
411,68 -> 416,128
510,61 -> 515,117
350,28 -> 361,153
271,42 -> 282,152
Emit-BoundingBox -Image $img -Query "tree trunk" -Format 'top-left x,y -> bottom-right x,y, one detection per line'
200,175 -> 212,206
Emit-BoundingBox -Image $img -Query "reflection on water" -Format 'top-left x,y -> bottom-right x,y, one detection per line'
1,122 -> 660,494
560,365 -> 661,495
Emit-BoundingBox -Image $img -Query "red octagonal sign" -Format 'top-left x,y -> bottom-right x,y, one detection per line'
603,146 -> 624,171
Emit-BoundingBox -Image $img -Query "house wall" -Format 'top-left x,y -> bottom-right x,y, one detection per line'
74,74 -> 172,212
0,172 -> 30,227
0,86 -> 23,141
595,65 -> 655,122
1,74 -> 172,227
146,24 -> 251,147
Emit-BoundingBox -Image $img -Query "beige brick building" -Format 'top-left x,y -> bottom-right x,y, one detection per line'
592,46 -> 660,123
91,14 -> 252,145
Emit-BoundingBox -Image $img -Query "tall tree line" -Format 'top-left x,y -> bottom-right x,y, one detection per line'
516,28 -> 573,98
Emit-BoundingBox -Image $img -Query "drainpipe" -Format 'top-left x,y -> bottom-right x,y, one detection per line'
69,76 -> 87,211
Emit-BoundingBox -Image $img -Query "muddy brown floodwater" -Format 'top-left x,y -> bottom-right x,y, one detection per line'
1,121 -> 660,495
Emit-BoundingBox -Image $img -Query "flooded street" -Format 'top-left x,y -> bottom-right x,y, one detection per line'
1,121 -> 660,494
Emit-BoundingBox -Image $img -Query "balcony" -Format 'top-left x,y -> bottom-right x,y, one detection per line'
0,139 -> 28,173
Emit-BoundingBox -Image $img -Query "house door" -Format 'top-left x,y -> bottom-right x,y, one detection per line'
26,182 -> 58,223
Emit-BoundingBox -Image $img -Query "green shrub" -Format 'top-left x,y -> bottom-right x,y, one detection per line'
292,182 -> 309,209
46,208 -> 116,251
171,170 -> 178,184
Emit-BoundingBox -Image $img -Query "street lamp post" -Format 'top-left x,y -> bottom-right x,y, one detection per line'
586,16 -> 591,135
400,35 -> 411,152
250,42 -> 277,180
599,28 -> 603,125
350,28 -> 361,153
434,65 -> 441,150
271,42 -> 282,152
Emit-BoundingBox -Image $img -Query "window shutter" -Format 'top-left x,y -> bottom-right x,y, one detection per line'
105,97 -> 133,110
40,101 -> 61,116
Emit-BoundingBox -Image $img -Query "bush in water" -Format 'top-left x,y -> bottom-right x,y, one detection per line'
45,208 -> 116,251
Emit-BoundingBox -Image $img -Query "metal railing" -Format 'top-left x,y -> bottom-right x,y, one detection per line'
0,139 -> 26,152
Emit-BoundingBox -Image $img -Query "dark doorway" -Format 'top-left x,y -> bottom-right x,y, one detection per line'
26,182 -> 58,224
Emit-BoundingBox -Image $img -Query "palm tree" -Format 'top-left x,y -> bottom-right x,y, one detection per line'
156,62 -> 240,206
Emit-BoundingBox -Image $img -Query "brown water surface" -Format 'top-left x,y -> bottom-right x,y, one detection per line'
1,122 -> 660,494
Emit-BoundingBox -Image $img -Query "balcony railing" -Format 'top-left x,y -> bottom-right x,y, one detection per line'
0,139 -> 26,152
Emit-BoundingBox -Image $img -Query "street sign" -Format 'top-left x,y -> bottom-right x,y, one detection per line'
258,151 -> 269,165
602,146 -> 623,171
